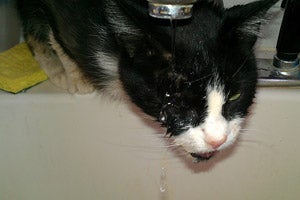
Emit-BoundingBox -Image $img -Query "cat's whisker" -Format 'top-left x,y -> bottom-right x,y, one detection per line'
237,138 -> 277,151
132,146 -> 190,162
101,137 -> 181,152
240,129 -> 268,136
240,128 -> 263,132
231,55 -> 252,79
187,73 -> 214,84
239,138 -> 261,143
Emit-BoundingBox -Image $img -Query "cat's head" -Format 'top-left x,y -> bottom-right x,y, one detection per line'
120,0 -> 278,160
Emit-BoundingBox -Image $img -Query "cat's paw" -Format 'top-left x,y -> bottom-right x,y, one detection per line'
50,71 -> 69,91
50,70 -> 95,94
67,73 -> 95,94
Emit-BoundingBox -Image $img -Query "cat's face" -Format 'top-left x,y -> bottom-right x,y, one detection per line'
153,33 -> 258,159
120,0 -> 277,160
156,54 -> 257,160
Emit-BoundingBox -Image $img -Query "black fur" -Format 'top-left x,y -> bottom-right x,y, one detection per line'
17,0 -> 278,137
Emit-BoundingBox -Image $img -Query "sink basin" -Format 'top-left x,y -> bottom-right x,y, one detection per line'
1,81 -> 300,200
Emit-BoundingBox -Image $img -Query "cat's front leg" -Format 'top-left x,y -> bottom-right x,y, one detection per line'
48,32 -> 95,94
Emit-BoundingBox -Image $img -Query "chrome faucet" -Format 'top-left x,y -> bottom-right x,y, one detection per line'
147,0 -> 198,19
257,0 -> 300,86
272,0 -> 300,79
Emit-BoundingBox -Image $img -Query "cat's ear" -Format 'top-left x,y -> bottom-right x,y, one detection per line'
221,0 -> 279,47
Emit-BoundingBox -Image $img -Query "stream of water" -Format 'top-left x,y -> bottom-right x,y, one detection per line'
170,18 -> 177,71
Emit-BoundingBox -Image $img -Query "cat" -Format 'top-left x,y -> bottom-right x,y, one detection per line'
17,0 -> 278,161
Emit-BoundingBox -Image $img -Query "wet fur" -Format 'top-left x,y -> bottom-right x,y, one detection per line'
17,0 -> 278,159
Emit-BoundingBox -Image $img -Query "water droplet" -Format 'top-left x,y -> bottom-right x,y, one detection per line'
159,167 -> 167,193
159,112 -> 166,123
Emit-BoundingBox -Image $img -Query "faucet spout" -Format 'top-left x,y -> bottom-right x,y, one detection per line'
147,0 -> 198,19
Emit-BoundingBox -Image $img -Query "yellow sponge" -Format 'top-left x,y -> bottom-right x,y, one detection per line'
0,43 -> 48,93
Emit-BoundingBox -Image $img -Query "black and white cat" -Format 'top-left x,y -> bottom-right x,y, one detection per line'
17,0 -> 278,161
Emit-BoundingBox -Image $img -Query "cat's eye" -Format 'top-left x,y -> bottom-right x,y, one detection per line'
229,93 -> 241,101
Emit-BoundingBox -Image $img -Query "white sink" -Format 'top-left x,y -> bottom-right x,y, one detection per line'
1,81 -> 300,200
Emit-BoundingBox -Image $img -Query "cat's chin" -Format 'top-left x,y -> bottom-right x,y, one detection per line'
190,151 -> 216,162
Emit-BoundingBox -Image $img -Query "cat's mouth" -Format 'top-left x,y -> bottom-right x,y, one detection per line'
190,151 -> 216,162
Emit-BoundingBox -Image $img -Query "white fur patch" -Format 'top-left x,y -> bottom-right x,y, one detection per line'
95,52 -> 119,77
174,83 -> 243,154
204,85 -> 227,142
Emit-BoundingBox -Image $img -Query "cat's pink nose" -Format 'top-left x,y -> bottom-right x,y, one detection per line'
205,135 -> 227,149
